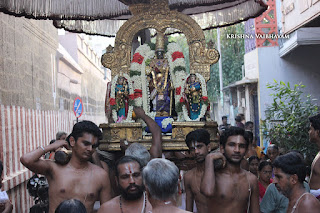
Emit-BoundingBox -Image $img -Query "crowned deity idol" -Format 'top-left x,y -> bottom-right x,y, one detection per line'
185,74 -> 202,120
115,76 -> 129,122
149,31 -> 173,118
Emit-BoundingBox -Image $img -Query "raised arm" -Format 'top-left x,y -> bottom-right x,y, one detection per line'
200,152 -> 225,197
20,140 -> 68,175
133,107 -> 162,158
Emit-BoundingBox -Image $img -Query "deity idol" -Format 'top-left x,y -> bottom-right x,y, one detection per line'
115,76 -> 129,122
185,74 -> 202,120
149,32 -> 173,117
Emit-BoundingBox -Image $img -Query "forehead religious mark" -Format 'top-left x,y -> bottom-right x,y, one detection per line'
191,141 -> 201,147
123,163 -> 138,174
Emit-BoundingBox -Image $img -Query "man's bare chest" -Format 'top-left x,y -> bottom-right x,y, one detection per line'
48,169 -> 100,201
214,174 -> 251,202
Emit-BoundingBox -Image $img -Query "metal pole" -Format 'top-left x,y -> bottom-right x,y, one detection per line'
217,28 -> 223,105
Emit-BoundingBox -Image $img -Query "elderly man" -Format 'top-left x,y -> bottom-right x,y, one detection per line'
273,152 -> 320,212
200,127 -> 259,213
21,121 -> 111,213
266,144 -> 279,163
98,156 -> 152,213
143,158 -> 190,213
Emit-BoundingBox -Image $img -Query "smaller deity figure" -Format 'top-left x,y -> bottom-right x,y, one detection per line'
115,76 -> 129,122
185,74 -> 202,120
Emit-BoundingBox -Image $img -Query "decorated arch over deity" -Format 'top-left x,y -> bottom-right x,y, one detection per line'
101,0 -> 220,151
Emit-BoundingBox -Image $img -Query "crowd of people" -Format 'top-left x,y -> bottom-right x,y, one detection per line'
0,108 -> 320,213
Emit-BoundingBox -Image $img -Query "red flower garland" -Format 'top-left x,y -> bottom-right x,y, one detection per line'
132,53 -> 144,64
202,96 -> 208,101
176,87 -> 181,95
109,98 -> 116,106
180,97 -> 185,103
129,94 -> 135,100
172,51 -> 184,62
134,89 -> 142,98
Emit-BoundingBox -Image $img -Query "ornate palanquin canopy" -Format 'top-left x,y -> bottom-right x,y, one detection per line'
0,0 -> 267,36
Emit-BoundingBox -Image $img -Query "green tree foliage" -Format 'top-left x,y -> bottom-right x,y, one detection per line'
206,23 -> 245,102
167,23 -> 245,102
261,80 -> 318,164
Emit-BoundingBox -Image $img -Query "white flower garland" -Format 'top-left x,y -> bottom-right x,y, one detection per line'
131,75 -> 142,107
110,74 -> 134,123
166,43 -> 186,88
130,44 -> 155,114
130,43 -> 200,123
161,117 -> 174,129
174,70 -> 187,115
166,43 -> 189,119
182,73 -> 208,121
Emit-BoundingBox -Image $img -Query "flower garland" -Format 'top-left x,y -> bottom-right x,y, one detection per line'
129,43 -> 189,121
129,44 -> 155,114
181,73 -> 208,121
166,43 -> 187,118
161,117 -> 174,129
166,43 -> 186,76
109,74 -> 134,123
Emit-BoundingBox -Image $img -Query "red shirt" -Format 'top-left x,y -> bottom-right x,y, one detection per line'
258,179 -> 272,201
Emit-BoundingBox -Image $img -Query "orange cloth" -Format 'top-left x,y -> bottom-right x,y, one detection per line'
255,146 -> 264,159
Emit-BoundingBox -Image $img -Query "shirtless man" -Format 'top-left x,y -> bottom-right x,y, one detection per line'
241,131 -> 256,171
98,156 -> 152,213
20,120 -> 111,213
200,127 -> 259,213
309,113 -> 320,200
184,129 -> 211,213
273,152 -> 320,212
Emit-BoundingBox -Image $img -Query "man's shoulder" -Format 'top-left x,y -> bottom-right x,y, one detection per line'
313,152 -> 320,167
88,162 -> 107,173
184,169 -> 196,182
243,170 -> 258,183
89,163 -> 109,179
100,196 -> 120,210
298,193 -> 320,210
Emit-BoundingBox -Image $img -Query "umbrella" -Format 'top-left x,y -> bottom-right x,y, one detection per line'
0,0 -> 267,36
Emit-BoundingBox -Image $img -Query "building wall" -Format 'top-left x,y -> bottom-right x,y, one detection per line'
0,13 -> 58,110
258,45 -> 320,120
0,13 -> 109,212
59,33 -> 108,125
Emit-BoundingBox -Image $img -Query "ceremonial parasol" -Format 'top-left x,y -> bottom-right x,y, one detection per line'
0,0 -> 267,36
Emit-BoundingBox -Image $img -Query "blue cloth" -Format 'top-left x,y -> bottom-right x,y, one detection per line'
260,182 -> 310,213
145,116 -> 172,133
188,82 -> 201,120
